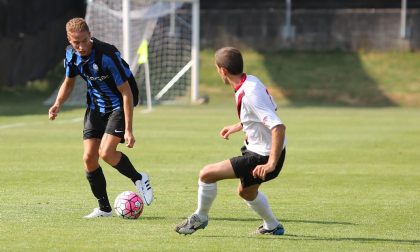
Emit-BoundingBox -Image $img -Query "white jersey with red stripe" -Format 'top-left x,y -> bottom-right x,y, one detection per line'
235,74 -> 286,156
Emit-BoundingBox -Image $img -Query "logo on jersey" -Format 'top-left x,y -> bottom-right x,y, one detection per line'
92,63 -> 99,72
85,74 -> 110,81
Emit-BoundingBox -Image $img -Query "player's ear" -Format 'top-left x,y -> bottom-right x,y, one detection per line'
221,67 -> 229,76
215,65 -> 223,75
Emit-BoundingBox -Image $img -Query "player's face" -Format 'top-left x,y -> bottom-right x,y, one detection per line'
215,64 -> 229,85
67,31 -> 92,57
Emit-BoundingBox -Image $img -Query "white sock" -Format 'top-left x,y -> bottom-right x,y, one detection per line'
194,180 -> 217,221
245,191 -> 279,230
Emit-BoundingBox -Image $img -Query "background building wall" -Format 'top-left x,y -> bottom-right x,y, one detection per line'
200,7 -> 420,51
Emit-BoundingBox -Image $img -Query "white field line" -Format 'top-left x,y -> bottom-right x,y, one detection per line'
0,123 -> 26,129
0,117 -> 83,130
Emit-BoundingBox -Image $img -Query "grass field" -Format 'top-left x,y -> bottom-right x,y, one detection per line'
0,103 -> 419,251
1,50 -> 420,251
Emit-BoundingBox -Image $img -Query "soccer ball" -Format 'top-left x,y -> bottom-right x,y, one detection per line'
114,191 -> 144,219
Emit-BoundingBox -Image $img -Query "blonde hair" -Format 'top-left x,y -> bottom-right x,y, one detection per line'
66,17 -> 90,33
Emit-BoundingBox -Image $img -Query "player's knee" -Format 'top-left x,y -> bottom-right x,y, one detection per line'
98,148 -> 113,163
238,188 -> 257,201
199,165 -> 214,183
83,153 -> 99,171
83,152 -> 98,165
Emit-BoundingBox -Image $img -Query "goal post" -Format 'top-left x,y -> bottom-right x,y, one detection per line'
120,0 -> 200,110
122,0 -> 200,110
190,0 -> 200,103
44,0 -> 200,109
100,0 -> 200,109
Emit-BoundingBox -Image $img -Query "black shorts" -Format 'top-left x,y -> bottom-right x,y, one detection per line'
230,146 -> 286,188
83,108 -> 125,142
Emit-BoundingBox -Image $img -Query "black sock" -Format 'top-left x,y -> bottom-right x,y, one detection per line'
86,167 -> 112,212
113,153 -> 142,184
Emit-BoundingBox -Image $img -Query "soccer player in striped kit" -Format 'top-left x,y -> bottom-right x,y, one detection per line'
48,18 -> 153,218
176,47 -> 287,235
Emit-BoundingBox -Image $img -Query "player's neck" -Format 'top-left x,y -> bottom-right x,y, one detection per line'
230,73 -> 245,90
85,41 -> 93,56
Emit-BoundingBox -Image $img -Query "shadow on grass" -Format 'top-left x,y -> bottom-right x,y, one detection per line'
199,233 -> 420,245
0,103 -> 81,117
139,216 -> 166,220
210,217 -> 355,226
198,217 -> 418,245
0,92 -> 82,117
0,89 -> 69,116
282,234 -> 420,245
0,62 -> 68,116
282,219 -> 355,225
262,51 -> 396,107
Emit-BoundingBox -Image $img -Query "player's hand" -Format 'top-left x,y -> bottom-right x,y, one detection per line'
252,163 -> 275,181
125,131 -> 135,148
219,123 -> 242,140
48,105 -> 60,120
219,126 -> 232,140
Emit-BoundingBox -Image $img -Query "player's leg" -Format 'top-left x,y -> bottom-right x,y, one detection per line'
82,108 -> 113,218
83,138 -> 101,172
238,183 -> 284,235
83,138 -> 113,218
99,133 -> 143,184
100,133 -> 153,205
195,160 -> 236,218
199,159 -> 237,183
234,147 -> 286,235
175,160 -> 236,235
99,133 -> 124,166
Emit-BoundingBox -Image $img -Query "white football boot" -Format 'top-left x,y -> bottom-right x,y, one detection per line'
135,172 -> 154,205
83,208 -> 113,219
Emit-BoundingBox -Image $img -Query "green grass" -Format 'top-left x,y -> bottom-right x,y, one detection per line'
1,50 -> 420,250
0,103 -> 419,251
200,50 -> 420,107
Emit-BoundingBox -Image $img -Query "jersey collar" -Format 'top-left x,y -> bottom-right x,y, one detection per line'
75,48 -> 95,66
234,73 -> 247,92
73,38 -> 95,66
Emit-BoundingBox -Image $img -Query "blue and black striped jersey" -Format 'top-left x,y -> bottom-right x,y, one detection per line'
64,38 -> 138,113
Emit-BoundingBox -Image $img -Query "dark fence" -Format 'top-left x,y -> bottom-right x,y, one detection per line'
1,0 -> 420,87
0,0 -> 85,87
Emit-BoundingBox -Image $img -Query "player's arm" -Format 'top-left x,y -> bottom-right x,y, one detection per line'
48,77 -> 76,120
252,124 -> 286,180
219,122 -> 243,140
117,81 -> 135,148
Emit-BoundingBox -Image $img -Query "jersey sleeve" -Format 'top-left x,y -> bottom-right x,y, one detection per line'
64,47 -> 79,78
247,91 -> 283,129
103,52 -> 132,87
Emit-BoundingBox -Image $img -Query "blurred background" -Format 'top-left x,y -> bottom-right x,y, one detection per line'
1,0 -> 420,107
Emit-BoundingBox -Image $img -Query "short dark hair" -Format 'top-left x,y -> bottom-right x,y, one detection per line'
215,47 -> 243,75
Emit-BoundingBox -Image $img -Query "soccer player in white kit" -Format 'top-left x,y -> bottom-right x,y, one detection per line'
175,47 -> 287,235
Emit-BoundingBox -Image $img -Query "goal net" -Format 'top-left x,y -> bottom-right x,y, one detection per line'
45,0 -> 199,109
